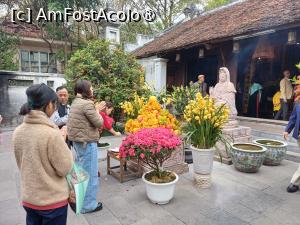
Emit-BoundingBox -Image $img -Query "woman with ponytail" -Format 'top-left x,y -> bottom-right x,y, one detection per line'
13,83 -> 73,225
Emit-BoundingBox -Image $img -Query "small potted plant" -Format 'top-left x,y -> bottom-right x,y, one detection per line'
182,93 -> 229,188
119,127 -> 182,204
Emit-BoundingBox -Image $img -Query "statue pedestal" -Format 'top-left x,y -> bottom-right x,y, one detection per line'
128,144 -> 189,175
194,174 -> 211,189
214,126 -> 252,165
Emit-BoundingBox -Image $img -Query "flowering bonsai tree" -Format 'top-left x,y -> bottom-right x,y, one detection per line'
119,128 -> 182,183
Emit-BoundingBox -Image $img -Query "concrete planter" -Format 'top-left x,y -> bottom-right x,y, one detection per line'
142,171 -> 178,205
253,139 -> 287,166
231,143 -> 267,173
191,146 -> 215,175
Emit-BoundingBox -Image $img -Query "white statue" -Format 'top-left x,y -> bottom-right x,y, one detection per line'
209,67 -> 238,128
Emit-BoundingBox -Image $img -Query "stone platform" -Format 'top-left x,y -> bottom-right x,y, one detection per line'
214,126 -> 252,164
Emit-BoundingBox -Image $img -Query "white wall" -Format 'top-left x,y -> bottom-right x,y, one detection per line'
138,56 -> 168,93
0,71 -> 66,127
125,34 -> 154,53
138,56 -> 156,89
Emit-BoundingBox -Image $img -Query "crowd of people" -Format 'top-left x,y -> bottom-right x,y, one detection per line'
247,69 -> 300,120
2,73 -> 300,225
11,80 -> 122,225
191,69 -> 300,120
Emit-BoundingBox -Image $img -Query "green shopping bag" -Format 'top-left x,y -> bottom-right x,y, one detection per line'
66,164 -> 89,214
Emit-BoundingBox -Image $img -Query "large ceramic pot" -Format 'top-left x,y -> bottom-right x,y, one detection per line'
230,143 -> 267,173
253,139 -> 287,166
142,171 -> 178,205
190,146 -> 215,175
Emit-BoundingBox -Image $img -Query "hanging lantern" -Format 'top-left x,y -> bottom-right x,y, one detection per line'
252,37 -> 275,60
233,42 -> 240,53
198,48 -> 204,58
288,31 -> 297,45
175,53 -> 181,62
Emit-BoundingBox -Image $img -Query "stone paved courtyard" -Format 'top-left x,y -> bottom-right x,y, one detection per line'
1,131 -> 300,225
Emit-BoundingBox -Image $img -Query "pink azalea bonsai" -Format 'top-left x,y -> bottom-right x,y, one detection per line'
119,128 -> 182,181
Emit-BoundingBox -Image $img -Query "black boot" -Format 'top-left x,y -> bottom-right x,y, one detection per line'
287,183 -> 299,193
82,202 -> 103,214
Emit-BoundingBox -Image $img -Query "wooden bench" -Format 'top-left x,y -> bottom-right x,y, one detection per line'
106,150 -> 142,183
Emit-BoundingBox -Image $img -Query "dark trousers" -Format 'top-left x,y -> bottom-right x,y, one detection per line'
275,99 -> 291,120
24,205 -> 68,225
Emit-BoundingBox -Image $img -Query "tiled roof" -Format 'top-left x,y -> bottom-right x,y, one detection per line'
0,20 -> 42,38
133,0 -> 300,58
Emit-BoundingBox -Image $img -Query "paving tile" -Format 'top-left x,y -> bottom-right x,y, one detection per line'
161,187 -> 219,223
249,206 -> 300,225
83,207 -> 121,225
218,200 -> 261,223
206,209 -> 250,225
4,131 -> 300,225
67,208 -> 90,225
0,180 -> 18,201
131,218 -> 154,225
103,196 -> 145,225
239,191 -> 282,214
261,177 -> 300,201
0,199 -> 23,225
0,152 -> 18,172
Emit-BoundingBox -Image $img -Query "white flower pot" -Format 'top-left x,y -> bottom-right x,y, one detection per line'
191,146 -> 215,175
97,143 -> 111,161
142,171 -> 179,205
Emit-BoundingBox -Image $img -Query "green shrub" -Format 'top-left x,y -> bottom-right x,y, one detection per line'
65,39 -> 145,121
0,31 -> 20,71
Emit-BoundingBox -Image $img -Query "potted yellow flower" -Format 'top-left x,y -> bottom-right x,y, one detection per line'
182,93 -> 229,188
124,96 -> 180,134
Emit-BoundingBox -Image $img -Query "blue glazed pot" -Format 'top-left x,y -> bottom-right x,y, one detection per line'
253,139 -> 287,166
230,143 -> 267,173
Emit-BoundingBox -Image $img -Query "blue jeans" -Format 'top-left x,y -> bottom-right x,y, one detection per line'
73,142 -> 99,213
24,205 -> 68,225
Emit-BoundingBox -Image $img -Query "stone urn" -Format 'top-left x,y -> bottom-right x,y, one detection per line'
190,146 -> 215,188
142,171 -> 179,205
230,143 -> 266,173
253,139 -> 287,166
